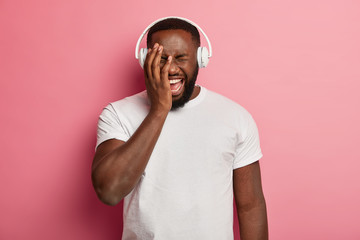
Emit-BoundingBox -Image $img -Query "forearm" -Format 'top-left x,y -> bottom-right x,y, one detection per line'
92,110 -> 168,205
92,43 -> 173,206
237,199 -> 268,240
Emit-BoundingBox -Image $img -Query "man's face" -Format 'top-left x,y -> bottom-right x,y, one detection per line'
149,29 -> 199,110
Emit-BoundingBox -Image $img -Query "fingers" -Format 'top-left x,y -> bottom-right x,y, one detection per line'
143,43 -> 172,112
161,56 -> 172,84
144,43 -> 160,81
144,44 -> 156,80
144,42 -> 172,90
143,48 -> 151,79
152,45 -> 163,82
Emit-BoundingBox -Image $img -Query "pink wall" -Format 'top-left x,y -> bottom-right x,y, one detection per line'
1,0 -> 360,239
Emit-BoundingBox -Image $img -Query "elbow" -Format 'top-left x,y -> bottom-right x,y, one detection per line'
94,186 -> 123,206
235,193 -> 266,212
98,193 -> 122,206
91,174 -> 125,206
236,196 -> 267,214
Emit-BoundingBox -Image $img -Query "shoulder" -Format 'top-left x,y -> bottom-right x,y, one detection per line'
110,90 -> 148,109
104,90 -> 149,116
203,87 -> 253,119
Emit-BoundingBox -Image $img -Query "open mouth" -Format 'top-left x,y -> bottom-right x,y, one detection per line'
169,79 -> 184,96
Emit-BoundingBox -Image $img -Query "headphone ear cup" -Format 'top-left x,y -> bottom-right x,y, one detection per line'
139,48 -> 148,68
197,47 -> 209,68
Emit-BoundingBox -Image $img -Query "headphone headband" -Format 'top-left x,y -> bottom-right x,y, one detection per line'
135,16 -> 212,60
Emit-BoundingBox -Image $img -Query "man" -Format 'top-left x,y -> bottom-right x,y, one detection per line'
92,17 -> 268,240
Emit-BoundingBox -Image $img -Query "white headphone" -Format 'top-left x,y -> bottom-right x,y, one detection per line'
135,16 -> 212,69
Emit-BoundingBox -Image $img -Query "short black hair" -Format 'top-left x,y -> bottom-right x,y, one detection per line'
146,18 -> 200,48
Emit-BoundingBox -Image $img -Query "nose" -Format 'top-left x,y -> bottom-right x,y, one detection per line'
168,60 -> 180,75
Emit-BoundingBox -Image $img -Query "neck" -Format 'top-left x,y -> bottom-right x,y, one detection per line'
190,85 -> 200,100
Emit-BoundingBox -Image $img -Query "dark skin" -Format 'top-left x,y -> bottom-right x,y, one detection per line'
91,29 -> 268,239
234,161 -> 269,239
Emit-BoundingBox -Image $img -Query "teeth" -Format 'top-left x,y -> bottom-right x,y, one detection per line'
169,79 -> 182,84
171,83 -> 182,92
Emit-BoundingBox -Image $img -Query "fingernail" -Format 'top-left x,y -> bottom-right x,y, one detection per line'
168,56 -> 172,61
158,46 -> 163,52
154,43 -> 159,48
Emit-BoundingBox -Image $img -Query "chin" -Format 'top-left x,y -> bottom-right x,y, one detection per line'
170,65 -> 199,111
170,82 -> 196,110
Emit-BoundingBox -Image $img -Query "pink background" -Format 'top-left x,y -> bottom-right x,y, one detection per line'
1,0 -> 359,239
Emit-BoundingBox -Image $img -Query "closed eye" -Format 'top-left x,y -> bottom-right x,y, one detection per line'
160,56 -> 167,63
176,54 -> 188,62
176,54 -> 188,58
176,54 -> 188,59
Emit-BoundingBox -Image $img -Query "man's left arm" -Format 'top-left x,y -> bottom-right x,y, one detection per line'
233,161 -> 268,240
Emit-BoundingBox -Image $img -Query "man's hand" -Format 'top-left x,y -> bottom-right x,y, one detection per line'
92,44 -> 174,205
144,43 -> 173,113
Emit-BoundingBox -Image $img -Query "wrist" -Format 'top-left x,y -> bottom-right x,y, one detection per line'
148,107 -> 170,119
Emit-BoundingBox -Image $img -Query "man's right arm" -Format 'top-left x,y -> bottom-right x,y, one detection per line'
91,43 -> 172,206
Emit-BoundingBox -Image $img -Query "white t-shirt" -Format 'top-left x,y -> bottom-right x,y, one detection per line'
96,86 -> 263,240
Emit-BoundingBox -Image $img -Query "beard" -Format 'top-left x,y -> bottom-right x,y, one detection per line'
171,65 -> 199,111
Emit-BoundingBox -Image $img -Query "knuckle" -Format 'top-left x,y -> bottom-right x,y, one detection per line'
146,64 -> 152,72
151,64 -> 157,71
161,66 -> 168,74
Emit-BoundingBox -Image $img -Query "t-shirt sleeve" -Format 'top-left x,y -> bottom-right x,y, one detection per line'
96,104 -> 130,150
233,111 -> 263,169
